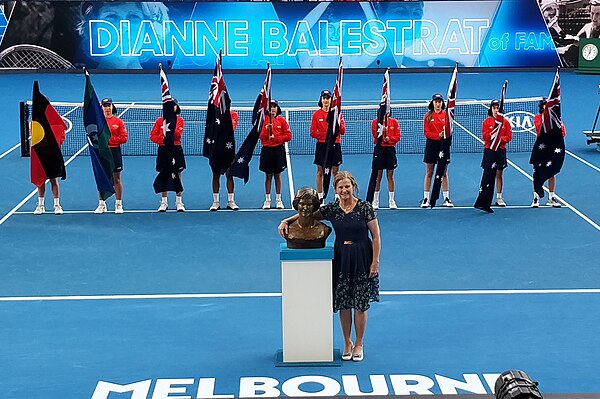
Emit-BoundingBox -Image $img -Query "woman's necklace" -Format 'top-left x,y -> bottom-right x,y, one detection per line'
340,198 -> 356,213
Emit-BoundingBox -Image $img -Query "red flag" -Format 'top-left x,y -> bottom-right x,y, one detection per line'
30,81 -> 66,187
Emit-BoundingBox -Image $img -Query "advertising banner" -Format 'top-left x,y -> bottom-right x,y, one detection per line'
0,0 -> 590,70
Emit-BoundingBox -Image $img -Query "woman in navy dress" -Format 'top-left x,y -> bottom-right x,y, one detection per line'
279,171 -> 381,362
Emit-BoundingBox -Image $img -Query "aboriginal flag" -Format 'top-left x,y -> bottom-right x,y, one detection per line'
30,81 -> 66,188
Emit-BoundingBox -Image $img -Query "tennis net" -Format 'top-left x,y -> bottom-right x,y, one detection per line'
20,97 -> 542,157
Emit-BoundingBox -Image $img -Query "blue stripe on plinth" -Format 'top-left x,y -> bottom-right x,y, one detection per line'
279,242 -> 334,260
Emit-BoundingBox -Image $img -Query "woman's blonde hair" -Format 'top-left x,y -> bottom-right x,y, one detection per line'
333,171 -> 359,194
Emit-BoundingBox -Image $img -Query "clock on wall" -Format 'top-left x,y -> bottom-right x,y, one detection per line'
579,39 -> 600,74
582,43 -> 599,61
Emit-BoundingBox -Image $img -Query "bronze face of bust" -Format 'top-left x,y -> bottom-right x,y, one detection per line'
286,187 -> 332,249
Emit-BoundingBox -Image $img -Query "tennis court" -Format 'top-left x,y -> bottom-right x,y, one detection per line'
0,70 -> 599,399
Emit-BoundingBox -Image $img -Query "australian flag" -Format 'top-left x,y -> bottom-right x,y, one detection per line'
153,64 -> 183,194
83,69 -> 115,200
474,81 -> 508,213
227,64 -> 271,183
530,68 -> 565,198
322,58 -> 343,201
366,68 -> 391,204
203,51 -> 235,175
430,63 -> 457,208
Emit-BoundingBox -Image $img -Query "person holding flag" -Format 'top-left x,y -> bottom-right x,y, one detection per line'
311,89 -> 346,201
227,64 -> 273,208
533,97 -> 566,207
481,98 -> 513,207
203,52 -> 239,211
369,111 -> 400,210
150,98 -> 186,212
366,69 -> 400,210
83,69 -> 116,214
260,100 -> 292,209
96,98 -> 128,214
421,93 -> 453,208
530,68 -> 566,208
30,81 -> 67,215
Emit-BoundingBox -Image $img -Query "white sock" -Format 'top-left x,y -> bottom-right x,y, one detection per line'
275,194 -> 282,201
228,193 -> 235,202
213,193 -> 219,202
115,199 -> 122,206
374,191 -> 380,202
265,194 -> 271,202
534,192 -> 540,199
549,191 -> 555,199
496,193 -> 503,199
161,196 -> 168,204
443,191 -> 449,199
98,199 -> 106,206
389,191 -> 395,201
318,192 -> 323,200
53,198 -> 60,206
38,197 -> 44,205
424,191 -> 429,200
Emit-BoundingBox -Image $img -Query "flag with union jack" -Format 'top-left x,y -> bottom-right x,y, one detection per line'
430,63 -> 457,208
153,64 -> 184,193
474,81 -> 508,213
203,51 -> 235,175
227,64 -> 271,183
366,68 -> 390,203
530,67 -> 565,198
322,58 -> 343,201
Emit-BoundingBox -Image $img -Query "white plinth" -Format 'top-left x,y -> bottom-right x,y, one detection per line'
280,243 -> 334,363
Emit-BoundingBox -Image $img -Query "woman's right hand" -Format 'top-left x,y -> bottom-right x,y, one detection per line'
278,221 -> 289,238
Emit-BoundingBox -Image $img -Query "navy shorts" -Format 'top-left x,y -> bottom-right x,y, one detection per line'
373,146 -> 397,170
156,145 -> 186,172
259,145 -> 287,174
314,142 -> 342,167
423,138 -> 451,164
481,148 -> 507,170
110,147 -> 123,172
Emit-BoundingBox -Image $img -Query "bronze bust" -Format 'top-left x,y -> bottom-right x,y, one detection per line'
286,187 -> 332,249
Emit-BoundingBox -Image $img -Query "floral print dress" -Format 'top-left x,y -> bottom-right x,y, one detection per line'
320,199 -> 380,312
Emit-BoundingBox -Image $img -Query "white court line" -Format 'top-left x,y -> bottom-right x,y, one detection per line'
0,143 -> 21,159
455,119 -> 600,232
565,149 -> 600,173
12,205 -> 551,215
0,103 -> 136,226
1,288 -> 598,302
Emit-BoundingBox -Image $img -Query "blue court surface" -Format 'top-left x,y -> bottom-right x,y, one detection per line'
0,70 -> 599,399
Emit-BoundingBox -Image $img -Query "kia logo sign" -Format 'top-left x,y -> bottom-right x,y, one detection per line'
504,111 -> 536,133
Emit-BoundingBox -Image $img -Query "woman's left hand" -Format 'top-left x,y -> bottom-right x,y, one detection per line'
369,261 -> 379,278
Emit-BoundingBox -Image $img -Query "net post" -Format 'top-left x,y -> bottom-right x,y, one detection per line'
19,101 -> 30,157
591,102 -> 600,134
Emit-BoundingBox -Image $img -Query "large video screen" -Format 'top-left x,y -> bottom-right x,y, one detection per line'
0,0 -> 589,70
